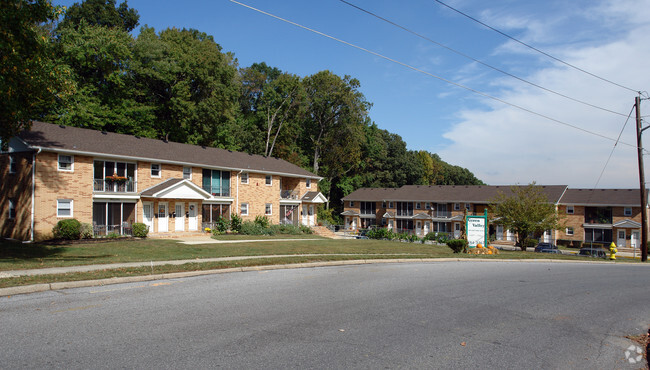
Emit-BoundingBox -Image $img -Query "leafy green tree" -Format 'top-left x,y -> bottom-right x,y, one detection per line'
1,0 -> 73,149
56,0 -> 139,32
489,183 -> 561,251
131,26 -> 239,146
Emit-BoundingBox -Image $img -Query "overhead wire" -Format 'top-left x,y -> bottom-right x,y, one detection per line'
229,0 -> 640,150
590,103 -> 636,193
431,0 -> 641,94
340,0 -> 629,118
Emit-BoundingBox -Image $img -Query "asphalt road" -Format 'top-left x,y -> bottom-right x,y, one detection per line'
1,261 -> 648,369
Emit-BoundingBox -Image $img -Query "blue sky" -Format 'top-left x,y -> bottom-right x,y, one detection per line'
54,0 -> 650,188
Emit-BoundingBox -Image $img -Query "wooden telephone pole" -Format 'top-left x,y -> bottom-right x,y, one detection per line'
635,96 -> 648,262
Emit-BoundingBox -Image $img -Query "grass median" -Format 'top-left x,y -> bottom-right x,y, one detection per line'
0,237 -> 602,288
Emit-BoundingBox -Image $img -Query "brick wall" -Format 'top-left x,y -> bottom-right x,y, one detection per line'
238,172 -> 280,223
0,152 -> 33,240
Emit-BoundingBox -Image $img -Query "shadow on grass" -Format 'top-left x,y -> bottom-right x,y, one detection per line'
0,240 -> 65,261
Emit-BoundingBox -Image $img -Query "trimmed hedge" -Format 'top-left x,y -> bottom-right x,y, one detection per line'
52,219 -> 82,240
446,239 -> 468,253
132,222 -> 149,238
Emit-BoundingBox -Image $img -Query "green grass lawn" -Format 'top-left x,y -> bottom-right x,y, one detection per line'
0,237 -> 613,289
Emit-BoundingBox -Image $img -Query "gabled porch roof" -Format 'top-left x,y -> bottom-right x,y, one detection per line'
613,219 -> 642,228
140,178 -> 212,199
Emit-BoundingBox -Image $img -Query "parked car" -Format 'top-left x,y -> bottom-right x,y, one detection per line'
534,242 -> 559,253
578,247 -> 608,258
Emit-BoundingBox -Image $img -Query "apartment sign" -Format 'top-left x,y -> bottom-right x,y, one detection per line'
466,211 -> 488,247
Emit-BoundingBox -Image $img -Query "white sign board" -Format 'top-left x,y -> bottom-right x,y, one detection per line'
466,216 -> 487,247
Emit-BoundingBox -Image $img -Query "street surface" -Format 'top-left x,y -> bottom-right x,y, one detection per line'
1,261 -> 648,369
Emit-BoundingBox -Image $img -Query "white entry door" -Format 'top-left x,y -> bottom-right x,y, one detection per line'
631,231 -> 639,248
158,202 -> 168,232
308,205 -> 315,226
143,202 -> 154,232
424,221 -> 430,235
416,221 -> 422,236
175,203 -> 185,231
496,225 -> 504,240
302,205 -> 308,225
617,230 -> 625,248
454,223 -> 461,239
188,203 -> 198,231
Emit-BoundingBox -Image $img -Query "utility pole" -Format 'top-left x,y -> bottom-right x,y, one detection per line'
635,96 -> 648,262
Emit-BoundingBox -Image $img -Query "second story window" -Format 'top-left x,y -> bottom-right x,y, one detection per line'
360,201 -> 376,215
396,202 -> 413,217
241,172 -> 249,184
349,201 -> 354,207
566,205 -> 574,214
416,202 -> 421,210
624,207 -> 632,216
58,155 -> 74,172
202,169 -> 231,197
183,167 -> 192,180
306,178 -> 311,188
265,175 -> 272,186
8,199 -> 16,219
93,160 -> 136,193
9,155 -> 17,174
151,164 -> 161,178
454,203 -> 460,211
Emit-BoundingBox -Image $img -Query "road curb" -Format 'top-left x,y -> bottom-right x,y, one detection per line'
0,258 -> 645,297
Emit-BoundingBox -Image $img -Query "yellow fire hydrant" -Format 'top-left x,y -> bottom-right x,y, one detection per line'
609,242 -> 617,260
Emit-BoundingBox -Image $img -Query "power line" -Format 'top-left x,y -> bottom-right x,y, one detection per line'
340,0 -> 629,118
431,0 -> 640,94
230,0 -> 640,150
590,104 -> 636,193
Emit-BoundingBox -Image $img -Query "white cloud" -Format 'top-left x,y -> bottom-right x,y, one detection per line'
438,0 -> 650,188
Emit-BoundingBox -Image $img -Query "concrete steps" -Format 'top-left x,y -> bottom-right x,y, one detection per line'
311,226 -> 341,239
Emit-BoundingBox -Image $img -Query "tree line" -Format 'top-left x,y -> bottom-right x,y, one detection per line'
2,0 -> 483,221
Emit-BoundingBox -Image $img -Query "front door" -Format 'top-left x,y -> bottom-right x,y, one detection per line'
416,221 -> 422,236
454,223 -> 461,239
543,230 -> 550,243
188,203 -> 198,231
302,205 -> 308,225
175,203 -> 185,231
308,205 -> 315,226
496,225 -> 504,240
424,221 -> 430,235
143,202 -> 154,233
631,231 -> 639,249
158,202 -> 168,232
617,230 -> 626,248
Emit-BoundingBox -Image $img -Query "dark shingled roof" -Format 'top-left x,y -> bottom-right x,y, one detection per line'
19,122 -> 319,178
342,185 -> 568,204
559,189 -> 644,206
140,178 -> 185,197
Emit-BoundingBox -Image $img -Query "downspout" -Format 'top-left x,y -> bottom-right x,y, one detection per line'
30,147 -> 42,242
236,170 -> 242,217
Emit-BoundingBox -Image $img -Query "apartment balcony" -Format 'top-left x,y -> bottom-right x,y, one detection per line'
93,179 -> 137,193
435,210 -> 451,218
280,190 -> 300,200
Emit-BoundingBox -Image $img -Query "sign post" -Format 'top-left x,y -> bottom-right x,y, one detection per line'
466,209 -> 488,248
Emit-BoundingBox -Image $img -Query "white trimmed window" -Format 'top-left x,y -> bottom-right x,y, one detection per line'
265,175 -> 272,186
183,166 -> 192,180
349,201 -> 354,207
58,155 -> 73,172
151,164 -> 161,178
9,155 -> 17,174
57,199 -> 73,217
306,178 -> 311,188
624,207 -> 632,216
389,202 -> 394,208
265,203 -> 272,215
566,205 -> 574,214
454,203 -> 460,211
566,227 -> 574,236
8,199 -> 16,219
425,202 -> 431,210
465,203 -> 471,211
241,172 -> 249,184
416,202 -> 421,210
382,201 -> 386,208
241,203 -> 249,216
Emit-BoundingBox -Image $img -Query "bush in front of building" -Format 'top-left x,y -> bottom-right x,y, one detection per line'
212,216 -> 230,235
132,222 -> 149,238
366,228 -> 396,240
240,221 -> 274,235
80,223 -> 94,239
52,219 -> 82,240
230,213 -> 242,233
446,239 -> 468,253
254,215 -> 270,228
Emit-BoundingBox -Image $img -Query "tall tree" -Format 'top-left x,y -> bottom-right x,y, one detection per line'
302,70 -> 370,175
489,183 -> 561,251
1,0 -> 73,149
131,26 -> 239,146
56,0 -> 139,33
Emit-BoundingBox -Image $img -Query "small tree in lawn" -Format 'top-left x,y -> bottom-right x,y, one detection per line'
489,183 -> 561,251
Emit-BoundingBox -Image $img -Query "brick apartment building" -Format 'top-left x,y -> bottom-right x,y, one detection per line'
341,185 -> 646,248
1,122 -> 326,241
